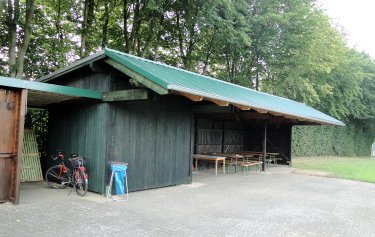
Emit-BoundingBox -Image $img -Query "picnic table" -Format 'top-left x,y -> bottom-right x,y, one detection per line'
203,152 -> 262,174
192,154 -> 226,176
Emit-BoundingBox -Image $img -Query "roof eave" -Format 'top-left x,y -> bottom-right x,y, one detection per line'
0,76 -> 102,99
38,50 -> 106,82
168,84 -> 345,126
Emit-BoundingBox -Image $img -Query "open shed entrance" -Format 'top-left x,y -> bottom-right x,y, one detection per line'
194,118 -> 291,164
190,107 -> 297,175
0,77 -> 102,204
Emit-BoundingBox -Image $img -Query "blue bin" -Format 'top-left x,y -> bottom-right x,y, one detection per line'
111,164 -> 127,195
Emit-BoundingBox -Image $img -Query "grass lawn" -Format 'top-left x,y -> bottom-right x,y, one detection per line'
293,156 -> 375,183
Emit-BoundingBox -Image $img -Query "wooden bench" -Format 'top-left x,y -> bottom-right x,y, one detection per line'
240,161 -> 263,175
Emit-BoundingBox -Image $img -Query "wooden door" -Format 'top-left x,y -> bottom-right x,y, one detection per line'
0,88 -> 26,204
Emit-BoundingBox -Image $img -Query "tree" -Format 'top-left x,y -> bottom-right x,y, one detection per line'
6,0 -> 35,78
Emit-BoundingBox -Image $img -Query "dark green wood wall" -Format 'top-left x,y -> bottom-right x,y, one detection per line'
47,103 -> 109,193
46,66 -> 194,193
106,97 -> 193,192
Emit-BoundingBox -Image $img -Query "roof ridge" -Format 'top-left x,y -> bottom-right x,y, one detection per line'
104,48 -> 305,106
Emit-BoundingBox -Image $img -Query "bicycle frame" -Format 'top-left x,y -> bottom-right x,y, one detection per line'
48,152 -> 88,188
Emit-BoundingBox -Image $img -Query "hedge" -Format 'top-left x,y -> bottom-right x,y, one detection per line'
292,124 -> 374,157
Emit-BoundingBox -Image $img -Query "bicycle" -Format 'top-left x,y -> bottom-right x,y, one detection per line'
45,151 -> 88,196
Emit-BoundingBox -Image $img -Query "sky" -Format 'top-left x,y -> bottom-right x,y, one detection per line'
317,0 -> 375,59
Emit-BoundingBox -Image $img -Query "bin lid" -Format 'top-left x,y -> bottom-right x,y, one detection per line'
111,164 -> 127,172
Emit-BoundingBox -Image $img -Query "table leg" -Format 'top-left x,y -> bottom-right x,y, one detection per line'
195,158 -> 198,172
215,160 -> 218,176
223,159 -> 225,175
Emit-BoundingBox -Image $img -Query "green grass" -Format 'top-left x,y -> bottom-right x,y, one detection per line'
293,156 -> 375,183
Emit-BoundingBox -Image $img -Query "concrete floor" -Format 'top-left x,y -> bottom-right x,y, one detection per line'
1,166 -> 375,237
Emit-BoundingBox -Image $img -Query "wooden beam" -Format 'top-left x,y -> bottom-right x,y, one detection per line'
233,103 -> 251,110
253,108 -> 268,113
283,114 -> 298,120
102,89 -> 149,102
269,111 -> 283,116
13,89 -> 26,204
104,58 -> 169,95
172,91 -> 203,101
192,104 -> 232,113
205,98 -> 229,106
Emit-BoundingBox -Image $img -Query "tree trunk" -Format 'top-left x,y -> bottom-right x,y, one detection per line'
7,0 -> 19,78
80,0 -> 94,58
128,0 -> 141,53
202,33 -> 215,75
123,0 -> 129,52
153,13 -> 165,60
101,0 -> 109,49
15,0 -> 35,79
176,11 -> 187,67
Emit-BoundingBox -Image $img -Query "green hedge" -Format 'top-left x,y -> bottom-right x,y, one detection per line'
292,125 -> 374,157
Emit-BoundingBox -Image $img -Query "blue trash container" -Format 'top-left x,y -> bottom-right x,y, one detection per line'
111,164 -> 128,195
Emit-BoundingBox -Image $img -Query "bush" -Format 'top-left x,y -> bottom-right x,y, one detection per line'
292,124 -> 374,157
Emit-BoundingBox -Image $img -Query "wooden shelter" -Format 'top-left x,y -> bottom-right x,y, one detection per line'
0,48 -> 344,203
37,48 -> 343,194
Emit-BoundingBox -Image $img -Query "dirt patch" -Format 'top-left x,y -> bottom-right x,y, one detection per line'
292,169 -> 333,178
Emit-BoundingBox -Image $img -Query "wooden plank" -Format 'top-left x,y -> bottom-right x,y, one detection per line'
0,89 -> 17,153
253,108 -> 268,113
233,103 -> 251,110
13,89 -> 26,204
102,89 -> 149,102
172,91 -> 203,102
104,58 -> 169,95
21,129 -> 43,182
205,98 -> 229,106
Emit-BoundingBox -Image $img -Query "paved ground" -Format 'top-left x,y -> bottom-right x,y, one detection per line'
1,166 -> 375,237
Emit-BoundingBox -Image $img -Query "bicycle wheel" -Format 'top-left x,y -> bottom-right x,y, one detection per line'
45,165 -> 70,189
73,170 -> 88,196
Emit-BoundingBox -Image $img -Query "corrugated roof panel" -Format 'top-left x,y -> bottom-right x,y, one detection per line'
0,76 -> 103,106
105,48 -> 344,126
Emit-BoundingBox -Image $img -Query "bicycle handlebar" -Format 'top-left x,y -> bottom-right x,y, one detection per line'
51,152 -> 64,161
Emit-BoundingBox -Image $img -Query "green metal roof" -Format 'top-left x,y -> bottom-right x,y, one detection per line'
38,48 -> 344,125
104,49 -> 344,126
0,76 -> 102,106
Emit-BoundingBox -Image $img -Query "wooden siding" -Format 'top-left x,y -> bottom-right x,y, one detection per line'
46,66 -> 194,193
0,88 -> 26,204
53,66 -> 112,92
106,97 -> 193,192
47,103 -> 108,193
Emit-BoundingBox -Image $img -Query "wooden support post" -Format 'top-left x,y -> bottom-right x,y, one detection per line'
262,121 -> 267,172
13,89 -> 26,204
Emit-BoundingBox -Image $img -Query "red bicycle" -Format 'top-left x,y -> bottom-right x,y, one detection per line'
45,152 -> 88,196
